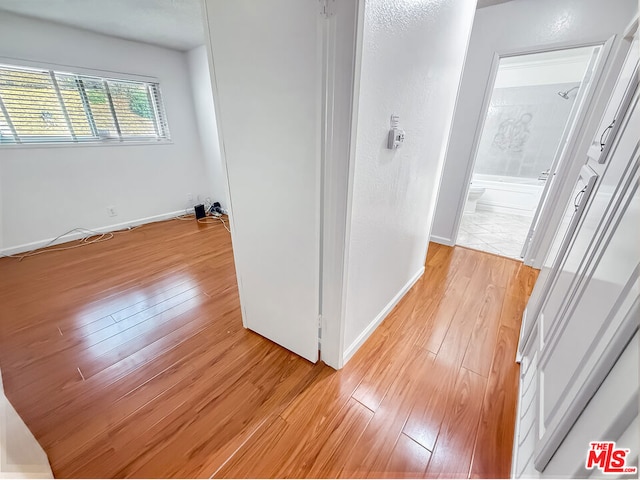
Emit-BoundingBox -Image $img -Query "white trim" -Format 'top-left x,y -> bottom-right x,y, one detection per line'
0,140 -> 173,150
430,234 -> 455,247
511,374 -> 525,478
0,210 -> 185,256
313,0 -> 327,362
342,266 -> 425,365
496,37 -> 617,60
333,0 -> 365,370
623,16 -> 639,39
318,0 -> 360,370
500,53 -> 596,71
517,306 -> 531,360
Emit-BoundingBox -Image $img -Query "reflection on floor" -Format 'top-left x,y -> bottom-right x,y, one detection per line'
0,219 -> 540,478
458,211 -> 533,260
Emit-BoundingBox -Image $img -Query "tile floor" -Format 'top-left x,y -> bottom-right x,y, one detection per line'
457,210 -> 533,260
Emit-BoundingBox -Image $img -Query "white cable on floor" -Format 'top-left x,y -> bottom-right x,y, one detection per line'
0,212 -> 229,262
197,215 -> 231,233
1,227 -> 115,261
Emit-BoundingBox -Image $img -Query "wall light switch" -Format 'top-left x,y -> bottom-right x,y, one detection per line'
388,114 -> 404,149
388,127 -> 405,149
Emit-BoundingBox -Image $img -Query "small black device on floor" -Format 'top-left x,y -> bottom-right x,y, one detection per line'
194,204 -> 206,219
210,201 -> 224,215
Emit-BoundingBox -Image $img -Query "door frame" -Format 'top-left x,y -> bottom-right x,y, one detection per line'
451,37 -> 616,265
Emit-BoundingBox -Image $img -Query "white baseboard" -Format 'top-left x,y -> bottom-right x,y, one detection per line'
1,210 -> 185,256
430,234 -> 455,246
511,375 -> 524,479
342,266 -> 425,365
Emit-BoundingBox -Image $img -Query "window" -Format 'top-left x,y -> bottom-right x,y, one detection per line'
0,63 -> 170,145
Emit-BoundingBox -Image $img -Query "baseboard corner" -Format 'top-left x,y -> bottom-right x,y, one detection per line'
342,266 -> 425,365
430,234 -> 455,246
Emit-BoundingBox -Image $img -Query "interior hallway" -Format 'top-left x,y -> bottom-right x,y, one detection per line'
0,220 -> 537,478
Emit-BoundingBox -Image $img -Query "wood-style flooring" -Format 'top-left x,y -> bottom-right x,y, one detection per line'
0,219 -> 538,478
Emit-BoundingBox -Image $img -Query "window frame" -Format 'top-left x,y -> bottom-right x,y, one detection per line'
0,58 -> 171,147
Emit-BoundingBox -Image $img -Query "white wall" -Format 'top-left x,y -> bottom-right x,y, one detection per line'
431,0 -> 638,245
341,0 -> 476,360
0,12 -> 212,253
0,370 -> 53,478
187,45 -> 227,209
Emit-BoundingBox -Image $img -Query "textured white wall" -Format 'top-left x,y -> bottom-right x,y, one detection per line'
341,0 -> 477,358
0,12 -> 211,253
187,45 -> 228,209
431,0 -> 638,245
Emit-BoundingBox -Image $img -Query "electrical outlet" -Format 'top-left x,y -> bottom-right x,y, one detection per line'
106,206 -> 117,217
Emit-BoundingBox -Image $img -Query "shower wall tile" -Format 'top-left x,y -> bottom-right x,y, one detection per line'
474,82 -> 580,179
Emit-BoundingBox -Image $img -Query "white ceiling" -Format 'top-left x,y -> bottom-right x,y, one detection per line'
477,0 -> 515,8
0,0 -> 512,51
0,0 -> 205,51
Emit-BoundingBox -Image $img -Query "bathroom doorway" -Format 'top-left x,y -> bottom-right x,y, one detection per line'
457,45 -> 601,259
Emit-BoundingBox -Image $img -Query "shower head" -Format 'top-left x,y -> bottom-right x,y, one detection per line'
557,86 -> 580,100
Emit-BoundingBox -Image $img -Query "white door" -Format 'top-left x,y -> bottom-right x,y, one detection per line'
535,39 -> 639,344
534,86 -> 639,470
586,34 -> 639,165
520,44 -> 605,262
519,29 -> 640,355
204,0 -> 322,362
518,164 -> 598,352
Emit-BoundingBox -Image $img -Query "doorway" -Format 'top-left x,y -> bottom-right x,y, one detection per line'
456,46 -> 600,259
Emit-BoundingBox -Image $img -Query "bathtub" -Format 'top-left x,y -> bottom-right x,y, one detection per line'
470,173 -> 545,217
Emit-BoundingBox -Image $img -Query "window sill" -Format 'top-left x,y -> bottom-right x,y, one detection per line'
0,139 -> 174,150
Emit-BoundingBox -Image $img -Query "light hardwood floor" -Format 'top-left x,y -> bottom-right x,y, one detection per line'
0,219 -> 538,478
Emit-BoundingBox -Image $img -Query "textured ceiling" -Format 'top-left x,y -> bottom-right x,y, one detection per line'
0,0 -> 205,51
477,0 -> 515,8
0,0 -> 514,50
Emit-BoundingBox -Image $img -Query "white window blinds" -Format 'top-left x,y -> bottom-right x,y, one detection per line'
0,63 -> 170,145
